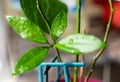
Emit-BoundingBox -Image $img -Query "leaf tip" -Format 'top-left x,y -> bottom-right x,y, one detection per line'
5,15 -> 11,20
12,67 -> 26,76
12,70 -> 18,76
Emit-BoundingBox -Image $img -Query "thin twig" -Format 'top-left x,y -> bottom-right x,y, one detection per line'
80,55 -> 85,82
80,29 -> 86,82
55,48 -> 62,62
84,0 -> 114,82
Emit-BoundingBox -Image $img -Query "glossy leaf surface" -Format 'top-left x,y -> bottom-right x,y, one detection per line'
39,0 -> 68,26
51,11 -> 67,41
6,16 -> 47,43
55,34 -> 105,54
12,47 -> 49,75
20,0 -> 49,33
20,0 -> 67,33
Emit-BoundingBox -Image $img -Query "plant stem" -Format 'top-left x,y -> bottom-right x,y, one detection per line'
74,0 -> 81,82
80,29 -> 87,82
80,54 -> 85,82
56,48 -> 62,62
76,0 -> 81,33
84,0 -> 114,82
74,55 -> 79,82
56,48 -> 72,82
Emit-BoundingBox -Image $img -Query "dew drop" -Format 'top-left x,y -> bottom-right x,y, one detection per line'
71,50 -> 74,53
18,65 -> 24,73
68,39 -> 74,44
21,32 -> 27,38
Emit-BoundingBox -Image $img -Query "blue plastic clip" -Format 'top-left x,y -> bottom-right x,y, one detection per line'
38,62 -> 84,82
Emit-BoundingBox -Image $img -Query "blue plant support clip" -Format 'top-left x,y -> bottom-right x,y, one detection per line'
38,62 -> 84,82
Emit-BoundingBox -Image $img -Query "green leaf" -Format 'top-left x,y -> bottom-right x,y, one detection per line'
6,16 -> 47,44
39,0 -> 68,26
51,11 -> 67,41
20,0 -> 67,33
12,47 -> 49,75
20,0 -> 50,33
55,34 -> 105,54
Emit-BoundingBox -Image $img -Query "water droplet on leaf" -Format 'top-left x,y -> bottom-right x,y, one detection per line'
68,39 -> 74,44
71,50 -> 74,53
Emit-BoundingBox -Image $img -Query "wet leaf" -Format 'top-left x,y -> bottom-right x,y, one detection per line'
12,47 -> 49,75
55,34 -> 105,54
39,0 -> 68,26
6,16 -> 47,43
20,0 -> 67,33
51,11 -> 67,41
20,0 -> 49,33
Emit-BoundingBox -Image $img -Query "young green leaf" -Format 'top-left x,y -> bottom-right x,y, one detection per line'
12,47 -> 49,75
6,16 -> 47,44
51,11 -> 67,41
20,0 -> 50,33
55,34 -> 105,54
39,0 -> 68,26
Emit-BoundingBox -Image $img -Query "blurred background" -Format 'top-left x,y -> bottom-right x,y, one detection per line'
0,0 -> 120,82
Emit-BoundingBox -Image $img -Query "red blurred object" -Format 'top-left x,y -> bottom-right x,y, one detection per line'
94,0 -> 120,30
49,78 -> 102,82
